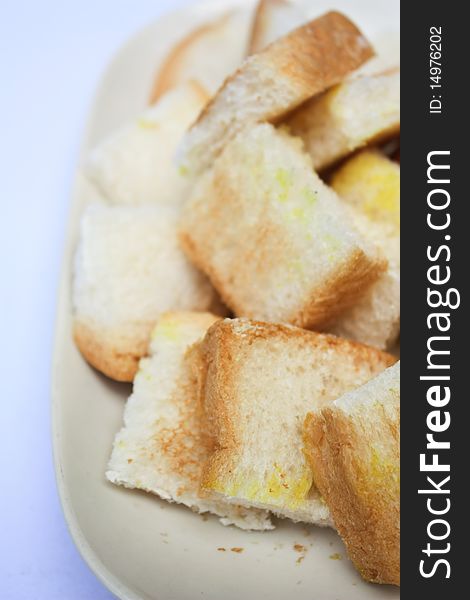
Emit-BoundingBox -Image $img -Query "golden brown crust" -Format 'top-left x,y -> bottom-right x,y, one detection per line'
262,11 -> 374,94
291,248 -> 387,329
152,341 -> 217,488
149,12 -> 235,104
198,322 -> 248,493
180,231 -> 386,330
73,320 -> 148,383
303,404 -> 400,585
199,319 -> 396,495
192,11 -> 374,131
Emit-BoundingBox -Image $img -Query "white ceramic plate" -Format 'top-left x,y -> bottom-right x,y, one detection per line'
52,1 -> 400,598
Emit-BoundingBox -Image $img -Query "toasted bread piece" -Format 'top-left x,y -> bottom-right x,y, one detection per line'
248,0 -> 307,54
177,11 -> 374,175
180,123 -> 386,329
106,312 -> 272,530
73,204 -> 222,382
86,82 -> 208,206
331,149 -> 400,232
303,361 -> 400,584
354,31 -> 400,77
198,319 -> 396,524
328,150 -> 400,348
150,10 -> 252,103
287,70 -> 400,171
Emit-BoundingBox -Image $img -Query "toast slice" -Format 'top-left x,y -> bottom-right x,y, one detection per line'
248,0 -> 307,54
86,81 -> 208,206
149,10 -> 253,103
180,123 -> 386,329
287,69 -> 400,170
303,361 -> 400,584
177,11 -> 374,175
328,150 -> 400,348
198,319 -> 396,524
73,204 -> 222,382
106,312 -> 272,530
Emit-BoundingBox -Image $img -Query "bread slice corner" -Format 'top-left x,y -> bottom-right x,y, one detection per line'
198,318 -> 396,525
287,69 -> 400,171
73,203 -> 222,382
303,361 -> 400,584
177,11 -> 374,175
180,123 -> 386,329
106,311 -> 273,531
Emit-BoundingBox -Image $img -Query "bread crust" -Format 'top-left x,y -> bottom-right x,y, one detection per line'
248,0 -> 290,54
199,319 -> 396,511
149,12 -> 236,104
288,69 -> 400,170
73,320 -> 148,382
180,222 -> 387,331
303,402 -> 400,585
180,11 -> 374,175
194,11 -> 374,129
290,247 -> 387,329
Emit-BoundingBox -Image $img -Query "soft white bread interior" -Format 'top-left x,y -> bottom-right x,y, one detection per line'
86,81 -> 208,206
106,312 -> 273,530
287,69 -> 400,171
248,0 -> 307,54
328,150 -> 400,349
177,11 -> 374,175
149,10 -> 253,103
180,123 -> 386,329
73,204 -> 221,382
198,319 -> 396,524
303,361 -> 400,585
354,31 -> 400,77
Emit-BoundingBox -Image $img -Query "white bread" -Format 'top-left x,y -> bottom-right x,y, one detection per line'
287,69 -> 400,171
180,123 -> 386,329
198,319 -> 396,524
86,82 -> 208,206
106,312 -> 272,531
149,10 -> 253,103
328,150 -> 400,349
73,204 -> 222,382
177,11 -> 374,175
248,0 -> 307,54
354,31 -> 400,77
303,361 -> 400,585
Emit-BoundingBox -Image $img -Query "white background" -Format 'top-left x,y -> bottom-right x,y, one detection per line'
1,1 -> 194,598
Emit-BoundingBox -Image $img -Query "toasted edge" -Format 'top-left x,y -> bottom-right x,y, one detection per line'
303,397 -> 400,584
199,319 -> 396,500
194,11 -> 374,128
179,11 -> 374,174
288,68 -> 400,171
73,320 -> 148,382
180,230 -> 387,330
289,246 -> 387,329
149,12 -> 237,104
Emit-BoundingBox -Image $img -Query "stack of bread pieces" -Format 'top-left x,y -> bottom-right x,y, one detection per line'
72,0 -> 400,587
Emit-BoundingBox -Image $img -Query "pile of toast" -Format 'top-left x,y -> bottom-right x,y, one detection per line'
72,0 -> 400,587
